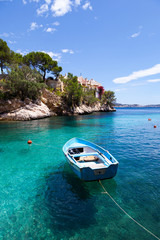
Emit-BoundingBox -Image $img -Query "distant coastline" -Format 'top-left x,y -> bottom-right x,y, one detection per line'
115,103 -> 160,108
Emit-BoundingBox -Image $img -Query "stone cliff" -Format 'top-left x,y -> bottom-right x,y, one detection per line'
0,89 -> 115,121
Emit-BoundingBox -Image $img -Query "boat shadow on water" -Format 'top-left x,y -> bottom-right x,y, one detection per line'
0,147 -> 4,153
36,163 -> 117,238
43,167 -> 97,233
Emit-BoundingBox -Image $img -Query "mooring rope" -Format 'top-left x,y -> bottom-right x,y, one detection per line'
98,180 -> 160,240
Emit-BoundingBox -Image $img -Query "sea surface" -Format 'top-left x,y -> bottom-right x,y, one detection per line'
0,108 -> 160,240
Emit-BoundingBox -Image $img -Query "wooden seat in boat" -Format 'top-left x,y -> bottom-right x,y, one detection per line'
79,155 -> 98,162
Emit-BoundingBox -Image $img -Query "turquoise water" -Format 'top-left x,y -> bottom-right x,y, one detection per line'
0,108 -> 160,240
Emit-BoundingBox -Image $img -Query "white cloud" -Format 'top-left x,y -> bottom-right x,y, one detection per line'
0,33 -> 10,37
8,40 -> 16,44
82,1 -> 92,10
51,0 -> 72,17
62,49 -> 68,53
24,0 -> 92,17
16,49 -> 29,56
147,79 -> 160,83
42,51 -> 62,62
37,4 -> 49,15
0,32 -> 16,39
62,49 -> 74,54
130,26 -> 143,38
30,0 -> 40,2
113,64 -> 160,84
131,32 -> 141,38
23,0 -> 40,2
30,22 -> 39,31
45,0 -> 51,4
52,21 -> 60,26
75,0 -> 81,6
29,22 -> 43,31
45,27 -> 56,33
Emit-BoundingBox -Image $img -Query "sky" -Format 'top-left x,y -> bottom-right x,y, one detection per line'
0,0 -> 160,104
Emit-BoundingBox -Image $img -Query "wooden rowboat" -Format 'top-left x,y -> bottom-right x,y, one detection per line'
63,138 -> 119,181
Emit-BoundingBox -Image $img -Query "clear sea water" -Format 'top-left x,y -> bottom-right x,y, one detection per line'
0,108 -> 160,240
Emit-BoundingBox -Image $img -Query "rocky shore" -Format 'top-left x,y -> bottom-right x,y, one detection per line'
73,103 -> 115,115
0,90 -> 115,121
0,102 -> 51,121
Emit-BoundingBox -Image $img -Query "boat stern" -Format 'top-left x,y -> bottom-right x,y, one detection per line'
81,164 -> 118,181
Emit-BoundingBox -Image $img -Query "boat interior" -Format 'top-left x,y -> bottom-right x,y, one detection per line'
68,146 -> 112,168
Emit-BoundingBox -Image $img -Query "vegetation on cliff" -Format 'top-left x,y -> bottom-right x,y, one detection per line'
61,73 -> 116,109
101,90 -> 116,107
1,65 -> 45,101
0,38 -> 116,111
23,52 -> 62,82
82,88 -> 98,106
61,73 -> 83,107
0,38 -> 62,81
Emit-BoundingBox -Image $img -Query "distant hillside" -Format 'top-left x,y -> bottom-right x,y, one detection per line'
115,103 -> 160,108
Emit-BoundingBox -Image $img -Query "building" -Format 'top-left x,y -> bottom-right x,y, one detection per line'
46,74 -> 103,99
78,76 -> 102,98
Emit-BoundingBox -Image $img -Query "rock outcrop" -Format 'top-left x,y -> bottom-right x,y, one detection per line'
73,103 -> 115,115
41,89 -> 62,115
0,99 -> 26,114
0,102 -> 51,121
0,89 -> 115,121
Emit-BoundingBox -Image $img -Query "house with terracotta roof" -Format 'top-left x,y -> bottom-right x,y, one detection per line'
51,74 -> 103,99
77,76 -> 102,98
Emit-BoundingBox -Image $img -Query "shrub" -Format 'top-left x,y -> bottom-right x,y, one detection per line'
3,65 -> 45,100
0,90 -> 4,100
62,73 -> 83,107
101,90 -> 116,107
82,88 -> 98,106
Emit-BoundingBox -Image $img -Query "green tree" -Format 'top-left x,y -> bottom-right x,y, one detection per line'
0,39 -> 11,74
10,51 -> 23,66
3,65 -> 45,100
52,66 -> 62,79
82,88 -> 98,106
23,52 -> 62,82
101,90 -> 116,107
63,73 -> 83,108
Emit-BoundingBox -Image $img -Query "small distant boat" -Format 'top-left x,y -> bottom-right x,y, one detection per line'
63,138 -> 119,181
